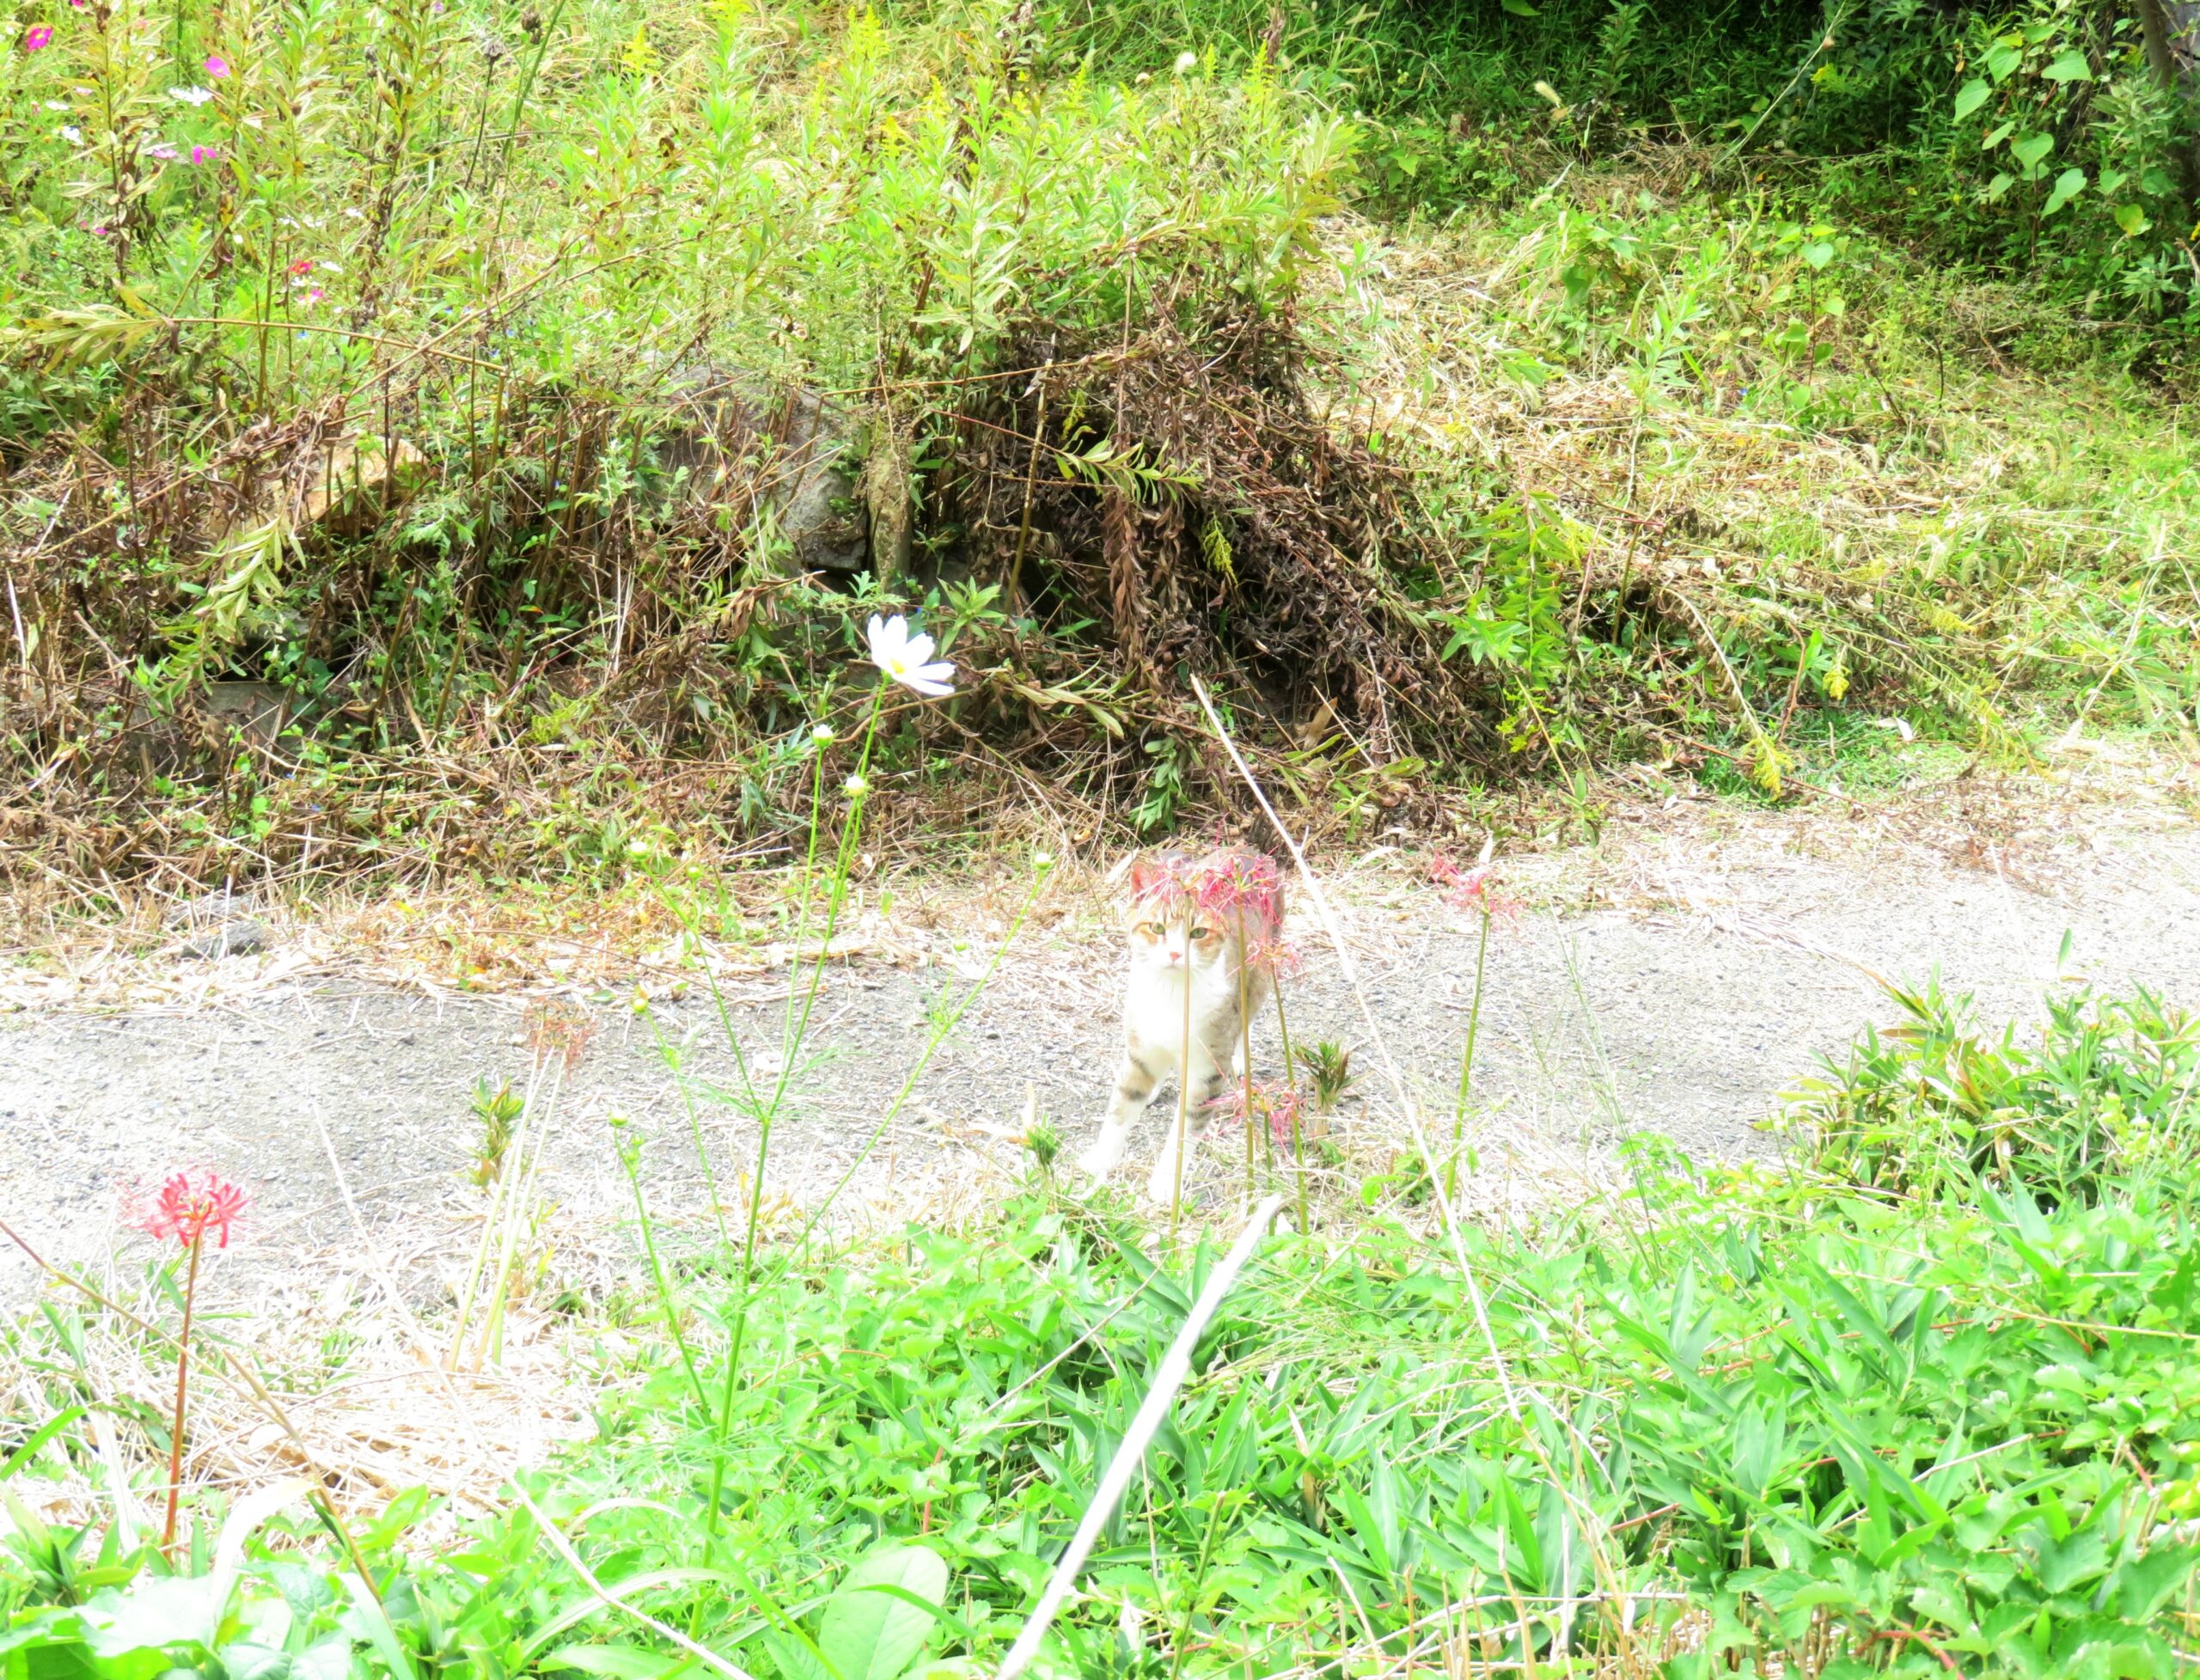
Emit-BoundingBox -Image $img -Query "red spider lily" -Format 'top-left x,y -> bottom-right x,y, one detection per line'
1126,850 -> 1201,916
1429,854 -> 1520,921
132,1168 -> 244,1553
1213,1080 -> 1305,1145
136,1170 -> 247,1249
1245,934 -> 1305,980
1193,847 -> 1284,938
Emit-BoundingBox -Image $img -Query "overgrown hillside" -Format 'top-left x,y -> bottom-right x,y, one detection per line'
1,0 -> 2195,896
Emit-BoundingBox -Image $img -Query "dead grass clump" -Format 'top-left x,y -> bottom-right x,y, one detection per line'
951,315 -> 1494,766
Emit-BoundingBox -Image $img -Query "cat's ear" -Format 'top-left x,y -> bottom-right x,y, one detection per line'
1124,855 -> 1161,903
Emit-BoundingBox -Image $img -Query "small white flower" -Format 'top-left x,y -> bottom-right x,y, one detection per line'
810,724 -> 835,743
865,614 -> 955,698
317,260 -> 342,272
844,773 -> 869,797
1175,50 -> 1197,72
44,101 -> 70,113
60,125 -> 82,144
169,85 -> 216,105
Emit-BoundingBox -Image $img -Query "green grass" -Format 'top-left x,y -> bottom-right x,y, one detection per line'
6,987 -> 2200,1677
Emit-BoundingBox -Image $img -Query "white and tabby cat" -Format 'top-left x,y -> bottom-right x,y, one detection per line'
1077,850 -> 1284,1202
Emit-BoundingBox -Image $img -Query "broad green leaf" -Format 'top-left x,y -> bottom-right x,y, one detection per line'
2041,48 -> 2091,82
2113,204 -> 2150,238
295,1639 -> 354,1680
2010,132 -> 2053,174
1982,40 -> 2020,81
2113,1544 -> 2199,1621
221,1643 -> 296,1680
1952,79 -> 1990,120
1501,0 -> 1541,16
816,1544 -> 950,1680
82,1576 -> 226,1655
2041,168 -> 2086,217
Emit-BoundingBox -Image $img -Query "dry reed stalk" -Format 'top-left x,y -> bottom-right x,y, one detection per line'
993,1193 -> 1285,1680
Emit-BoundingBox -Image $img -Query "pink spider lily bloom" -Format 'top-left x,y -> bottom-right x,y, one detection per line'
1126,851 -> 1201,918
134,1170 -> 248,1249
1429,853 -> 1520,920
1193,847 -> 1284,940
1213,1080 -> 1305,1145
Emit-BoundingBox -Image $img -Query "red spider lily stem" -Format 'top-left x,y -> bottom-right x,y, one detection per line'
133,1171 -> 245,1554
162,1226 -> 205,1553
1447,903 -> 1494,1200
1238,960 -> 1256,1201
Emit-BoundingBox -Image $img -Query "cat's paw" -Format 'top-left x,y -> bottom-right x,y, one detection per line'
1073,1140 -> 1120,1181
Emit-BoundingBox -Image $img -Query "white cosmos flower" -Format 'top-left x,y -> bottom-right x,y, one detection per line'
865,614 -> 955,698
169,85 -> 216,105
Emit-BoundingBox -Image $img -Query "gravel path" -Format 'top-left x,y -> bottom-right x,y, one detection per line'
6,758 -> 2196,1296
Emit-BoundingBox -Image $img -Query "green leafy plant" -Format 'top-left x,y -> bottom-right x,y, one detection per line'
1781,974 -> 2200,1205
1295,1038 -> 1355,1113
464,1077 -> 525,1188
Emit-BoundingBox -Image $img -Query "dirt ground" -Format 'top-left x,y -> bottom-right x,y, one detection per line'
4,742 -> 2197,1304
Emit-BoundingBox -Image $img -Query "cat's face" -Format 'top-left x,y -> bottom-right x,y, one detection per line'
1125,908 -> 1229,974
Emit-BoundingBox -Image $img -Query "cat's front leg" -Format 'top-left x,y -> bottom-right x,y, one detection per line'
1077,1049 -> 1159,1180
1143,1045 -> 1225,1205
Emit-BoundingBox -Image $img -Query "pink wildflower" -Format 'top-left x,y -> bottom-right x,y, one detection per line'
1127,850 -> 1201,917
134,1170 -> 247,1250
1429,853 -> 1520,920
1193,847 -> 1284,938
189,144 -> 218,164
147,142 -> 179,160
25,24 -> 54,48
203,52 -> 228,76
305,286 -> 323,302
1246,934 -> 1305,980
1214,1080 -> 1305,1145
287,257 -> 312,275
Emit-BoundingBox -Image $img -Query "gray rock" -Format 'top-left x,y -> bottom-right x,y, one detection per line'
163,887 -> 263,929
651,369 -> 905,578
180,919 -> 269,960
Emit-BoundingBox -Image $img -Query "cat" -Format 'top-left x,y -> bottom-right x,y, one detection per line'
1076,848 -> 1285,1202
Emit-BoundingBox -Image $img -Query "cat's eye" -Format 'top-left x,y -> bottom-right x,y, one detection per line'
1134,922 -> 1160,938
1191,926 -> 1213,940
